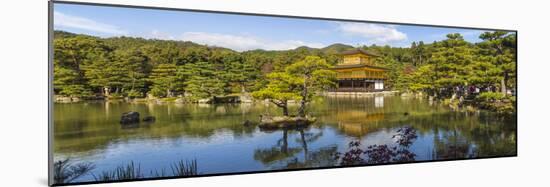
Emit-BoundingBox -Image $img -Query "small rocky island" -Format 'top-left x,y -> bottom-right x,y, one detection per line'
251,56 -> 335,130
258,115 -> 316,129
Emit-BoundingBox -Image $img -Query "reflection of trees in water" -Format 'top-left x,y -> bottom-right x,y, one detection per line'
55,103 -> 264,154
56,97 -> 516,158
253,128 -> 339,169
285,146 -> 339,169
470,131 -> 516,157
253,130 -> 302,165
254,126 -> 422,170
432,128 -> 475,159
431,123 -> 516,159
338,126 -> 418,165
326,104 -> 516,160
254,124 -> 511,169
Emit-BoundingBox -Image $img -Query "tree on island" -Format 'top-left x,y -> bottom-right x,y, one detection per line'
252,56 -> 335,117
252,72 -> 300,116
286,56 -> 336,117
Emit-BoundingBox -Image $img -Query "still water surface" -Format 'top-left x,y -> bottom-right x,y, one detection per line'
54,96 -> 516,182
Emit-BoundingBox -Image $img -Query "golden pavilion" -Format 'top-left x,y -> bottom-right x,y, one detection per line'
332,49 -> 388,92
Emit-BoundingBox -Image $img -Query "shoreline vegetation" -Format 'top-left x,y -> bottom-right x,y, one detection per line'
53,30 -> 516,124
54,159 -> 198,184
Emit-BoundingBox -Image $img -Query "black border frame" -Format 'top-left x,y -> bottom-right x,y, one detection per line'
48,0 -> 518,186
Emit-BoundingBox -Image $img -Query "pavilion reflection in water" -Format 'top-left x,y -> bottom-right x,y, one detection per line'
324,96 -> 389,137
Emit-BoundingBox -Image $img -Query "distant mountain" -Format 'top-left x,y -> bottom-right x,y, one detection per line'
53,30 -> 235,52
53,30 -> 79,38
321,43 -> 355,54
53,30 -> 359,54
294,46 -> 317,51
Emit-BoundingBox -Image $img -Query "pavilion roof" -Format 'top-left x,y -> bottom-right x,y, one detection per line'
332,63 -> 388,70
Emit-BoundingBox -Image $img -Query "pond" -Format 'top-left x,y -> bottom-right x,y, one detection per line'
53,95 -> 516,183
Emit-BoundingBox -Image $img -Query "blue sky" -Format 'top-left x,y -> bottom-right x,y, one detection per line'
54,3 -> 491,51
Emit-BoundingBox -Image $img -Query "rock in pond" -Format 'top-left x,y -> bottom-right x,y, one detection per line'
142,116 -> 156,122
120,111 -> 140,124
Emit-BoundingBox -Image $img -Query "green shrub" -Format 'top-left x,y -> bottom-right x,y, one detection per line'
149,87 -> 166,98
160,97 -> 178,102
126,89 -> 143,99
476,92 -> 505,102
442,98 -> 460,109
475,92 -> 516,115
107,93 -> 124,99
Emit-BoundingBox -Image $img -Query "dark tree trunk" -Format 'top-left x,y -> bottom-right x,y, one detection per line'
298,101 -> 306,117
282,104 -> 289,116
501,71 -> 508,95
272,100 -> 289,116
298,78 -> 308,117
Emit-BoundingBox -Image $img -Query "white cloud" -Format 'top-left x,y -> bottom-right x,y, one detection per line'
178,32 -> 325,51
54,11 -> 128,35
337,22 -> 407,44
148,30 -> 176,40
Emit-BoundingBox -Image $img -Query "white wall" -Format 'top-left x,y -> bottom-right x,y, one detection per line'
1,0 -> 549,187
375,80 -> 384,90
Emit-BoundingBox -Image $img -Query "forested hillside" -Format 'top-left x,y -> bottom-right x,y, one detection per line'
53,30 -> 516,105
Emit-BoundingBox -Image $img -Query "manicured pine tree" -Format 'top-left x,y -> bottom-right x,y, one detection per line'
83,52 -> 127,97
179,61 -> 225,101
477,31 -> 516,94
53,36 -> 111,97
253,56 -> 336,117
285,56 -> 336,117
428,33 -> 474,97
115,49 -> 150,98
148,63 -> 180,97
252,72 -> 301,116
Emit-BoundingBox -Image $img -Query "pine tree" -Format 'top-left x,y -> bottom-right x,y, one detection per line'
478,31 -> 516,94
180,61 -> 225,100
253,56 -> 336,117
53,35 -> 111,97
252,72 -> 301,116
429,33 -> 474,97
116,49 -> 150,97
148,63 -> 180,97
